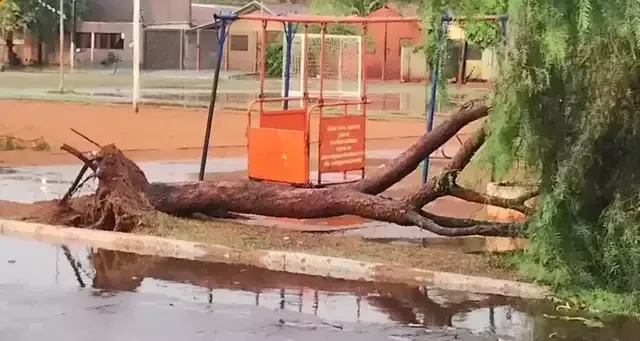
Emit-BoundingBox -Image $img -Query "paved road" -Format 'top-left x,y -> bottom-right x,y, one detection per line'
0,235 -> 532,341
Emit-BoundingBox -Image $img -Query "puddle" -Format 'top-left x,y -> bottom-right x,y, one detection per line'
1,235 -> 637,340
60,89 -> 425,113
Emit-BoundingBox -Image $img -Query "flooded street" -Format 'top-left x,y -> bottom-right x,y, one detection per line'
0,236 -> 550,340
1,235 -> 639,340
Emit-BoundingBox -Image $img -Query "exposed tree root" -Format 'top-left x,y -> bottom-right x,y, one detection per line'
29,101 -> 539,237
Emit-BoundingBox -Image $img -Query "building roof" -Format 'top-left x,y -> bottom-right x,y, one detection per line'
191,4 -> 242,26
385,3 -> 420,18
190,0 -> 309,30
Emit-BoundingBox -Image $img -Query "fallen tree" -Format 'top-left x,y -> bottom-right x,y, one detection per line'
26,101 -> 538,237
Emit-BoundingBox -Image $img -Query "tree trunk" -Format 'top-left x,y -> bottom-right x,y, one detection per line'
37,36 -> 44,65
5,31 -> 20,66
43,101 -> 536,237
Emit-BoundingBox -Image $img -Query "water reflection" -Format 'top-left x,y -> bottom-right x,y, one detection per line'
66,248 -> 638,341
2,235 -> 640,340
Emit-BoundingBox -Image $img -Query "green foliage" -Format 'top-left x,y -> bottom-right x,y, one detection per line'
455,0 -> 508,50
481,0 -> 640,314
0,0 -> 88,41
311,0 -> 387,16
397,0 -> 640,314
0,0 -> 28,37
266,40 -> 283,78
305,23 -> 358,35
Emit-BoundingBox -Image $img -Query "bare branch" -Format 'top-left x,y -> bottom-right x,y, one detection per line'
448,185 -> 537,216
351,102 -> 490,195
404,211 -> 520,237
61,164 -> 90,204
404,126 -> 488,208
71,128 -> 102,148
60,144 -> 97,171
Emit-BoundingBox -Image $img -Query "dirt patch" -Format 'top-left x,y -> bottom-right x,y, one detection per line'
135,214 -> 519,281
0,99 -> 429,166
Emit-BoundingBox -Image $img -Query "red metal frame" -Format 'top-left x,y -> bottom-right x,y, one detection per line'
244,15 -> 422,186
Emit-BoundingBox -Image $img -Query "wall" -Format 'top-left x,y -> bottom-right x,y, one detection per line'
223,20 -> 285,72
45,22 -> 142,68
184,29 -> 219,70
85,0 -> 191,25
400,45 -> 498,82
399,22 -> 499,82
363,7 -> 423,81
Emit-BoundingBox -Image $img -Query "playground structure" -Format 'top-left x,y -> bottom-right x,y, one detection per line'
197,12 -> 507,186
283,33 -> 363,100
197,14 -> 421,185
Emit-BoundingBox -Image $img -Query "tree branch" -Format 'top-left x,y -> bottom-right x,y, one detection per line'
404,125 -> 488,208
404,211 -> 519,237
350,102 -> 489,195
61,144 -> 97,171
448,185 -> 537,216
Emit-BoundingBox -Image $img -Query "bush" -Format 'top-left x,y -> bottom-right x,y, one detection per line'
266,41 -> 283,78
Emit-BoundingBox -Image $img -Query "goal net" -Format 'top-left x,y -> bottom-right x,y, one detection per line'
282,33 -> 363,99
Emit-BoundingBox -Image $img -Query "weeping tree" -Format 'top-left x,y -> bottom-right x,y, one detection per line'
491,0 -> 640,309
413,0 -> 640,310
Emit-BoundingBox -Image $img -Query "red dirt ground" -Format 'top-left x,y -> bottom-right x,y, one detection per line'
0,99 -> 491,232
0,99 -> 433,166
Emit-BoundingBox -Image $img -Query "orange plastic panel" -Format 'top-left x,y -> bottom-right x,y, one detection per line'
318,115 -> 366,173
248,127 -> 309,184
260,109 -> 307,131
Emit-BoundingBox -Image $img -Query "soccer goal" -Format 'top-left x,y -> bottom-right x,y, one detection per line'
282,33 -> 363,99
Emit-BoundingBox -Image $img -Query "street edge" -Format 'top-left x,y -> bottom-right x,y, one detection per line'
0,218 -> 548,300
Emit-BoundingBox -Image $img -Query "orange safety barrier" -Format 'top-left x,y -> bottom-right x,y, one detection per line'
246,97 -> 368,186
247,127 -> 309,184
246,97 -> 311,185
260,109 -> 307,131
312,101 -> 367,184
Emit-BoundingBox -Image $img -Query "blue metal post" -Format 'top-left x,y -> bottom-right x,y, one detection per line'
199,18 -> 231,181
422,21 -> 445,184
283,22 -> 296,109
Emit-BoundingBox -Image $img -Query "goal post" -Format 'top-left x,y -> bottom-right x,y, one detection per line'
282,33 -> 363,99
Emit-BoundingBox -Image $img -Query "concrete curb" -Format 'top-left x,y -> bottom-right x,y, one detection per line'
0,218 -> 548,300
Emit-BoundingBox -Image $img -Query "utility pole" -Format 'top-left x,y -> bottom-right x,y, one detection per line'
69,0 -> 76,70
58,0 -> 64,92
133,0 -> 141,112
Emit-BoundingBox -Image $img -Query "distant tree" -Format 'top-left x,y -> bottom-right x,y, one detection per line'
312,0 -> 387,16
0,0 -> 88,65
0,0 -> 31,64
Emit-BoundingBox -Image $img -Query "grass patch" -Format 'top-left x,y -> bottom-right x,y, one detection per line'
0,136 -> 50,151
135,212 -> 521,281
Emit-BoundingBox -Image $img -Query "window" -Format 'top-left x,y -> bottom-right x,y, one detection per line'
230,34 -> 249,51
75,32 -> 91,49
96,33 -> 124,50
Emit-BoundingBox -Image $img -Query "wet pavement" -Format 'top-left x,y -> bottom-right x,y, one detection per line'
1,235 -> 639,340
2,159 -> 640,340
